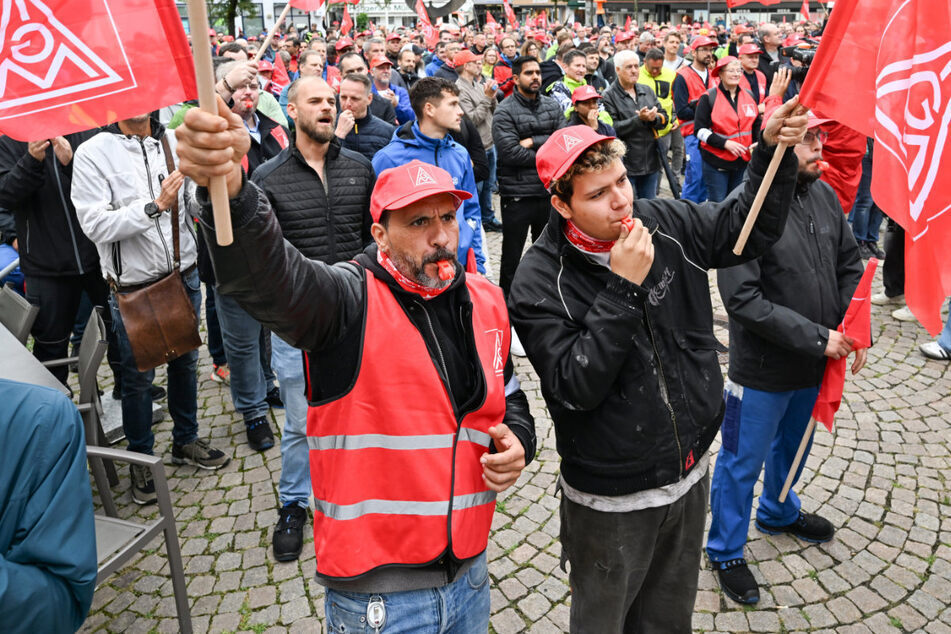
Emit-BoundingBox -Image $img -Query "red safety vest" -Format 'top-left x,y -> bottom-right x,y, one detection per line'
739,70 -> 767,104
676,65 -> 713,136
700,86 -> 758,164
304,270 -> 510,579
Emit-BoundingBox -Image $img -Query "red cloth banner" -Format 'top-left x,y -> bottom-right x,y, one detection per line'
340,5 -> 353,35
289,0 -> 322,10
812,259 -> 878,431
415,0 -> 437,49
625,16 -> 632,32
726,0 -> 783,8
502,0 -> 519,30
800,0 -> 951,335
800,0 -> 811,21
0,0 -> 196,141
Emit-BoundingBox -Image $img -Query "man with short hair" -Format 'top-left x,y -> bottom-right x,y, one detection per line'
757,23 -> 783,88
425,41 -> 450,76
338,52 -> 398,124
639,47 -> 683,185
580,44 -> 609,93
280,49 -> 325,120
738,42 -> 768,109
636,31 -> 655,62
602,50 -> 667,199
494,37 -> 519,98
397,47 -> 421,89
548,49 -> 603,114
370,55 -> 414,123
673,35 -> 717,202
508,95 -> 808,631
372,77 -> 486,274
385,32 -> 402,65
251,75 -> 375,562
335,73 -> 396,162
663,32 -> 685,71
433,41 -> 461,82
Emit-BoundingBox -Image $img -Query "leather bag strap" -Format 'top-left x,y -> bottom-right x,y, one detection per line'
159,134 -> 181,268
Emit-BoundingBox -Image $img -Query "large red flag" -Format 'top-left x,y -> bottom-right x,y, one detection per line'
799,0 -> 951,335
799,0 -> 811,21
485,10 -> 498,27
289,0 -> 322,9
415,0 -> 438,49
502,0 -> 519,29
625,15 -> 632,32
340,5 -> 353,35
726,0 -> 782,7
812,259 -> 878,430
268,49 -> 292,96
0,0 -> 196,141
539,9 -> 548,30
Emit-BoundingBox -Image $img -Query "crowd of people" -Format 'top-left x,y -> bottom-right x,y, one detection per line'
1,12 -> 950,634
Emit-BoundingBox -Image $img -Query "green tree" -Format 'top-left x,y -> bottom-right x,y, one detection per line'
208,0 -> 259,37
356,12 -> 369,31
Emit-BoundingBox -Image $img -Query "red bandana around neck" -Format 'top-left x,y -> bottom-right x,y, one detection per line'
563,219 -> 616,253
377,249 -> 452,301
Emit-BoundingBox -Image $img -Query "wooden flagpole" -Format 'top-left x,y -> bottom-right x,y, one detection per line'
185,0 -> 233,246
732,142 -> 788,255
778,417 -> 816,502
255,3 -> 293,62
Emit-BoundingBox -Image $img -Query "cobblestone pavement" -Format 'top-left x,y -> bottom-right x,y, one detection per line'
81,216 -> 951,633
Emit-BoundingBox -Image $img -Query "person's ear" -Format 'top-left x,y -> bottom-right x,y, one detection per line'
551,194 -> 572,221
371,222 -> 389,252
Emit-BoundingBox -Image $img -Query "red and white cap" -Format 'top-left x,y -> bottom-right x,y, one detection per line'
370,160 -> 471,222
335,37 -> 354,51
536,125 -> 616,190
386,33 -> 402,41
369,55 -> 393,69
807,111 -> 832,128
712,55 -> 738,77
257,59 -> 274,73
615,32 -> 635,44
689,35 -> 718,51
571,85 -> 601,103
737,43 -> 763,56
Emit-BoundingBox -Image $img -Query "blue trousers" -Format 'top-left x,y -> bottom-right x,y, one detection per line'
271,333 -> 310,508
629,170 -> 660,200
214,289 -> 274,423
702,160 -> 746,203
938,299 -> 951,352
682,134 -> 707,203
324,553 -> 490,633
706,384 -> 819,562
476,145 -> 497,222
848,150 -> 883,243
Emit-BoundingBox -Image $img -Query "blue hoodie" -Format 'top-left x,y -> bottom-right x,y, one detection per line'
425,56 -> 446,78
372,122 -> 486,273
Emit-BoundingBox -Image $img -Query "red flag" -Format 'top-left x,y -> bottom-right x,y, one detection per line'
800,0 -> 811,21
625,15 -> 632,32
340,5 -> 353,35
289,0 -> 321,9
485,10 -> 498,26
812,259 -> 878,431
726,0 -> 783,7
539,10 -> 548,30
0,0 -> 196,141
502,0 -> 519,29
799,0 -> 951,335
268,49 -> 291,95
415,0 -> 438,49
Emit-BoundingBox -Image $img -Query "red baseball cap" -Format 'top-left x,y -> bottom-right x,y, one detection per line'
335,37 -> 354,51
807,111 -> 832,128
208,28 -> 217,36
257,59 -> 274,73
453,50 -> 482,67
733,25 -> 750,35
615,32 -> 635,44
737,43 -> 763,56
370,55 -> 393,69
371,160 -> 471,222
712,55 -> 738,77
783,35 -> 804,47
571,85 -> 601,104
690,35 -> 718,51
536,125 -> 616,190
386,33 -> 402,41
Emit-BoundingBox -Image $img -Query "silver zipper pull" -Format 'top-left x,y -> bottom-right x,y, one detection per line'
366,595 -> 386,632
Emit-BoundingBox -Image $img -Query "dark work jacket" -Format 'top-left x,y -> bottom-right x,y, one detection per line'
540,59 -> 563,93
491,90 -> 565,198
507,142 -> 798,496
245,113 -> 289,177
340,113 -> 396,163
251,138 -> 373,263
196,178 -> 536,591
398,69 -> 420,90
718,178 -> 863,392
601,80 -> 668,176
566,112 -> 616,137
452,115 -> 490,184
369,97 -> 398,126
0,131 -> 101,277
433,65 -> 459,82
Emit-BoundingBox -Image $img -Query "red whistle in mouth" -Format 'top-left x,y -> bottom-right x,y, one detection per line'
621,217 -> 635,232
437,260 -> 454,281
816,160 -> 830,171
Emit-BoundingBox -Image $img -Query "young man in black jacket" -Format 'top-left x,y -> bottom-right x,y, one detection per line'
175,101 -> 536,631
507,96 -> 808,632
706,117 -> 864,605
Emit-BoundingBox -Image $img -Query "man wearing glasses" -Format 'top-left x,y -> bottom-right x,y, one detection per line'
706,115 -> 864,606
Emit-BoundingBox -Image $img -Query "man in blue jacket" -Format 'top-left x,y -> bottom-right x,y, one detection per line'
369,55 -> 414,125
0,379 -> 97,633
372,77 -> 486,273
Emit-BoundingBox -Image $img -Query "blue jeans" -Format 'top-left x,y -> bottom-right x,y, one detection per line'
476,146 -> 498,222
629,171 -> 660,200
204,286 -> 227,366
702,160 -> 747,203
706,384 -> 820,562
682,134 -> 707,203
108,268 -> 202,455
271,333 -> 310,507
324,553 -> 490,633
848,150 -> 883,243
214,289 -> 271,423
938,299 -> 951,352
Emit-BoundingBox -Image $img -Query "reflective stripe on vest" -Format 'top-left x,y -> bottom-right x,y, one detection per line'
677,65 -> 712,137
700,86 -> 758,164
305,269 -> 509,580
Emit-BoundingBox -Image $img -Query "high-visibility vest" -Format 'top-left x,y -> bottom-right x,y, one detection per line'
638,64 -> 677,137
676,65 -> 713,136
700,86 -> 759,164
740,69 -> 767,105
304,269 -> 510,579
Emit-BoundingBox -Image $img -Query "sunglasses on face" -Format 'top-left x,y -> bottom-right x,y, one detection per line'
801,129 -> 828,145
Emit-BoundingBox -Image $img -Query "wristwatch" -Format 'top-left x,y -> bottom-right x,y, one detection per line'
145,201 -> 164,219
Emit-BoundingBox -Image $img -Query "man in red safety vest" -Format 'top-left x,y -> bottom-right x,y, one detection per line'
673,34 -> 717,202
174,99 -> 536,631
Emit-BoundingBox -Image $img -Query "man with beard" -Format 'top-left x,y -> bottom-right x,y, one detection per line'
673,35 -> 717,202
706,116 -> 863,605
397,47 -> 421,90
249,76 -> 375,561
174,103 -> 536,626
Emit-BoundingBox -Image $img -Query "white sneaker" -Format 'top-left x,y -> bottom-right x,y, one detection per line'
871,292 -> 904,306
892,305 -> 917,322
920,341 -> 951,360
510,327 -> 526,357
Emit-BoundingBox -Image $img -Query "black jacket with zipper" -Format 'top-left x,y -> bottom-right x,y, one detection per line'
196,177 -> 536,590
601,80 -> 668,177
0,131 -> 101,277
491,90 -> 565,198
507,142 -> 798,496
718,178 -> 863,392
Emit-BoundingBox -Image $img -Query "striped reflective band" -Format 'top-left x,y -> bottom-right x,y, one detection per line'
307,428 -> 492,451
314,490 -> 497,521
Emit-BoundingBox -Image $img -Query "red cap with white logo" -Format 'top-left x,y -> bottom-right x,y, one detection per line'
737,43 -> 763,56
536,125 -> 616,190
370,160 -> 472,222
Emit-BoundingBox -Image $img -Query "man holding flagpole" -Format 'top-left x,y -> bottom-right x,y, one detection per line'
707,115 -> 864,605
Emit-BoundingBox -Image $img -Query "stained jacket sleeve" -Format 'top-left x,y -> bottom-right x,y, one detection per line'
500,358 -> 537,465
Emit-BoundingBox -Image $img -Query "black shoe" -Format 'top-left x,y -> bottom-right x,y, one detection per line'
273,504 -> 308,562
715,558 -> 760,605
130,463 -> 157,505
151,384 -> 167,402
867,241 -> 886,260
246,417 -> 275,452
482,218 -> 503,233
756,511 -> 835,543
265,386 -> 284,409
857,242 -> 875,260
